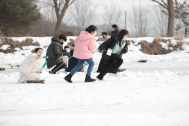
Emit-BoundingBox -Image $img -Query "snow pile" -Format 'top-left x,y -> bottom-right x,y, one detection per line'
0,45 -> 10,50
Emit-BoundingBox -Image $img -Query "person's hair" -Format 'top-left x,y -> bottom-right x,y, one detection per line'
102,32 -> 107,36
34,48 -> 43,53
85,25 -> 97,34
117,29 -> 129,46
59,34 -> 67,42
112,24 -> 118,29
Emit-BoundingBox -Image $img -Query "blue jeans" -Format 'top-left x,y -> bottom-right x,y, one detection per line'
70,58 -> 94,76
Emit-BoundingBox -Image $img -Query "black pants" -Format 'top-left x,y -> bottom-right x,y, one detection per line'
97,58 -> 117,73
51,62 -> 66,73
97,54 -> 123,80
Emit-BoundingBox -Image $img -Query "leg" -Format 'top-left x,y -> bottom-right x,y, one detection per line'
110,60 -> 117,73
97,58 -> 107,73
84,58 -> 94,76
51,62 -> 66,73
110,54 -> 123,73
70,59 -> 85,76
97,59 -> 115,80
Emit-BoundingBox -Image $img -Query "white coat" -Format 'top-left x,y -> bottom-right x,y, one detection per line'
18,53 -> 42,80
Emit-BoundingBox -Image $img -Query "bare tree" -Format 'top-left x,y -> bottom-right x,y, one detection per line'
69,0 -> 96,34
129,3 -> 151,37
32,0 -> 77,35
102,0 -> 123,32
151,0 -> 175,37
150,5 -> 168,36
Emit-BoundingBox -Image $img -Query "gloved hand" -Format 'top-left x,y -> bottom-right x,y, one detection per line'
36,69 -> 43,73
35,54 -> 39,59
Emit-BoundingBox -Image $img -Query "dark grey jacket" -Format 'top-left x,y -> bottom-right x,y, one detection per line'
46,36 -> 63,68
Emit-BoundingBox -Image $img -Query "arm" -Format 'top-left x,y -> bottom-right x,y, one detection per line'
98,38 -> 112,51
53,45 -> 62,56
88,39 -> 95,52
121,41 -> 128,54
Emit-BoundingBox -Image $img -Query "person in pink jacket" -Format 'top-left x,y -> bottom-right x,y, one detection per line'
64,25 -> 97,83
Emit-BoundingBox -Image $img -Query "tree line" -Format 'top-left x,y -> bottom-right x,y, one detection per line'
0,0 -> 188,37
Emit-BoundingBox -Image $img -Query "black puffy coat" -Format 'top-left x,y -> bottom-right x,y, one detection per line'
98,37 -> 128,60
111,28 -> 119,37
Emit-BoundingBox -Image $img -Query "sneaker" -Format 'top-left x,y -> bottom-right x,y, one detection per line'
17,77 -> 27,84
85,75 -> 96,83
109,73 -> 120,77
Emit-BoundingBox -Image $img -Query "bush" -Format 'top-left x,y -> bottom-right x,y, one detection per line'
138,37 -> 184,55
0,38 -> 40,54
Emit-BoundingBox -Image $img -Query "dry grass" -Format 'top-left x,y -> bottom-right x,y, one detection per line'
97,38 -> 105,41
67,39 -> 75,46
174,35 -> 186,41
0,37 -> 40,54
139,37 -> 184,55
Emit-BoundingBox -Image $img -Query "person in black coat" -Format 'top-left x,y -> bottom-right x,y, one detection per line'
111,24 -> 119,37
96,29 -> 129,80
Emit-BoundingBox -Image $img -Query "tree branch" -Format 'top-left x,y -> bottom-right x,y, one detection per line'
151,0 -> 169,10
53,0 -> 59,18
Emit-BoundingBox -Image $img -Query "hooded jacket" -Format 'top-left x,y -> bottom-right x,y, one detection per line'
46,35 -> 63,68
73,31 -> 95,59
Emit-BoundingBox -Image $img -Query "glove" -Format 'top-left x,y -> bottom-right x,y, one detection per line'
36,69 -> 43,73
35,54 -> 39,59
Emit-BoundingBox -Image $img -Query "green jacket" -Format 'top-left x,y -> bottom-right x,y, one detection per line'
46,35 -> 63,68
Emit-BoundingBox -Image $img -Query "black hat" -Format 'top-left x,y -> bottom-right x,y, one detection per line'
59,34 -> 67,42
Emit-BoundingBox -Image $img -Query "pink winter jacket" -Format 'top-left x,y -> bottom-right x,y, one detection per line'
73,31 -> 96,59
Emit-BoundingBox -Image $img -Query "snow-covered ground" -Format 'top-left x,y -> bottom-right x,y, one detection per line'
0,36 -> 189,126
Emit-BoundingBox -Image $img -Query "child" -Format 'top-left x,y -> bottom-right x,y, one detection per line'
17,48 -> 43,84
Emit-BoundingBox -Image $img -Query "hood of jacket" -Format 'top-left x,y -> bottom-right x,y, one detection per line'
78,31 -> 95,41
51,35 -> 60,42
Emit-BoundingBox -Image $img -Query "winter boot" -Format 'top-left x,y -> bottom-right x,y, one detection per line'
85,75 -> 96,82
64,74 -> 72,83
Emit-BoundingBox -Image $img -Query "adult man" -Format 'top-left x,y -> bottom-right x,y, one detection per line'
111,24 -> 119,37
46,34 -> 67,74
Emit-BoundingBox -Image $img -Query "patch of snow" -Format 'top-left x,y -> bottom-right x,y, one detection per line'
0,45 -> 10,50
171,39 -> 177,46
159,42 -> 169,50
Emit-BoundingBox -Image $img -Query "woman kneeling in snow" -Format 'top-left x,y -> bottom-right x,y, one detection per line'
17,48 -> 43,84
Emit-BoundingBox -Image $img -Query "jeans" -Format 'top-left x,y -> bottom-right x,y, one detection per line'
97,54 -> 123,80
70,58 -> 94,76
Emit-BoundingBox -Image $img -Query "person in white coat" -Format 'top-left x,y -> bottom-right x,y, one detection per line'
17,48 -> 43,84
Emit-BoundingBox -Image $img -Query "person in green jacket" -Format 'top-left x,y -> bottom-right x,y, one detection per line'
46,34 -> 67,74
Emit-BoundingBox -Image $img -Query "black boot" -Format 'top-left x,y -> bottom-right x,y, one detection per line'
85,75 -> 96,83
64,74 -> 72,83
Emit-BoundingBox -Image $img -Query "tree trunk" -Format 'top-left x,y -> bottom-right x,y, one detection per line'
167,0 -> 175,37
54,17 -> 62,35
